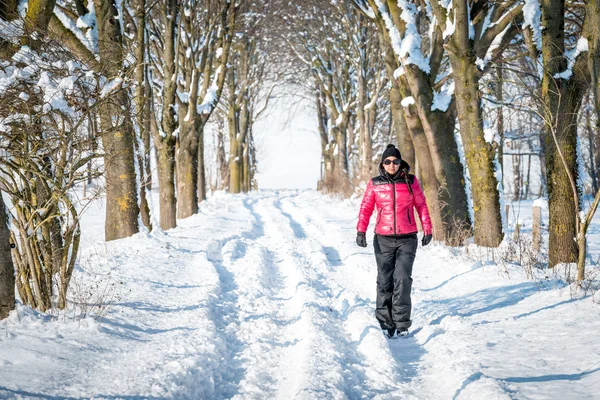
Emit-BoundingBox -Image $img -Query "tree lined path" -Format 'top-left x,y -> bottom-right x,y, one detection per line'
2,191 -> 598,399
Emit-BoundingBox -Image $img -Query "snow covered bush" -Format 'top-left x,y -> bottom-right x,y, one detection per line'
0,44 -> 101,312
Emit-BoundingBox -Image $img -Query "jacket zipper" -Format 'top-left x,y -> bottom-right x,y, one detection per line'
392,182 -> 397,234
407,208 -> 412,225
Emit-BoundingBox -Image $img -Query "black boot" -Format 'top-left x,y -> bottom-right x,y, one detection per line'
382,328 -> 395,338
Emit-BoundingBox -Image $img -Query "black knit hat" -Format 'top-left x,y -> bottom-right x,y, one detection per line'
381,144 -> 401,162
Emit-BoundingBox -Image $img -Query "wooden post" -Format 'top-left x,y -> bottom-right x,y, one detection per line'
532,206 -> 542,252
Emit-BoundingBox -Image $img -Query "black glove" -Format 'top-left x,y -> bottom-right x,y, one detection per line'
422,233 -> 432,246
356,232 -> 367,247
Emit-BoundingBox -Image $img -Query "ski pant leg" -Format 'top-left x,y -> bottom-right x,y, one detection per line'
392,235 -> 418,329
373,234 -> 397,330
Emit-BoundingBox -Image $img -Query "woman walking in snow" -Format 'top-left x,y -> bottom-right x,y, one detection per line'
356,144 -> 432,338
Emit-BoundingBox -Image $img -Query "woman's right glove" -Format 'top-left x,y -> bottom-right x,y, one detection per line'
422,230 -> 432,246
356,232 -> 367,247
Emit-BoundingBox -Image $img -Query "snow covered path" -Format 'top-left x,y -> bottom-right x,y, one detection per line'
1,190 -> 600,399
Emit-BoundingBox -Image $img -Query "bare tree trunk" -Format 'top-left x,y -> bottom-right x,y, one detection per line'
227,62 -> 243,194
525,153 -> 532,199
156,143 -> 176,230
541,0 -> 586,266
406,110 -> 446,242
22,0 -> 57,50
447,0 -> 503,247
496,63 -> 505,178
216,118 -> 229,189
513,152 -> 522,201
153,0 -> 178,229
177,119 -> 199,218
586,106 -> 598,194
587,0 -> 600,197
393,107 -> 415,170
196,2 -> 236,202
0,0 -> 18,59
0,194 -> 14,320
357,70 -> 372,180
133,0 -> 151,230
197,128 -> 207,201
243,138 -> 251,192
379,26 -> 469,244
94,0 -> 139,241
316,89 -> 335,190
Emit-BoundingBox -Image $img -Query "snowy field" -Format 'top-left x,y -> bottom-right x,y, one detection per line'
1,190 -> 600,399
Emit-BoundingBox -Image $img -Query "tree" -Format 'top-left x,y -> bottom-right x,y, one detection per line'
354,0 -> 472,245
427,0 -> 521,247
147,0 -> 179,230
0,195 -> 14,320
131,0 -> 153,231
226,2 -> 273,193
175,0 -> 236,214
94,0 -> 140,240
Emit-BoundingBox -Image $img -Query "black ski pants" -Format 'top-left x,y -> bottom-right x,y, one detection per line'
373,233 -> 418,330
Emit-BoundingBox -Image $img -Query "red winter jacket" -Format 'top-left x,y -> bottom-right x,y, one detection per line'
357,162 -> 432,236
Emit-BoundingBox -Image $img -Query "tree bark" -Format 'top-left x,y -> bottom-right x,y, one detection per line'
196,128 -> 208,202
196,2 -> 236,202
177,119 -> 199,218
0,0 -> 18,58
0,194 -> 15,320
94,0 -> 140,241
316,89 -> 335,190
156,142 -> 177,230
216,119 -> 228,189
377,22 -> 469,244
133,0 -> 152,230
447,0 -> 503,247
243,138 -> 251,193
153,0 -> 178,229
228,67 -> 242,193
22,0 -> 57,50
496,63 -> 505,178
357,68 -> 373,180
587,0 -> 600,196
541,0 -> 587,266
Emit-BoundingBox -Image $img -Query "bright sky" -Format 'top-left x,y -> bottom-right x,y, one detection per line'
253,91 -> 322,190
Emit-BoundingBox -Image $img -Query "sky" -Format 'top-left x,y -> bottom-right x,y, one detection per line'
253,90 -> 322,190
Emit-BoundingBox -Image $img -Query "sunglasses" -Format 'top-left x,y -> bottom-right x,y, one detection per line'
383,159 -> 401,166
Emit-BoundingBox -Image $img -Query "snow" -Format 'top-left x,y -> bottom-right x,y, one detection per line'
442,2 -> 456,39
477,24 -> 511,71
1,189 -> 599,398
554,38 -> 589,81
373,0 -> 431,74
99,77 -> 124,99
431,81 -> 455,112
532,197 -> 548,210
197,67 -> 222,115
0,17 -> 23,44
401,96 -> 415,107
55,6 -> 98,56
522,0 -> 542,50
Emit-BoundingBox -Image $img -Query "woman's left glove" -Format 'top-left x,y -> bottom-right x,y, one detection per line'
422,231 -> 432,246
356,232 -> 367,247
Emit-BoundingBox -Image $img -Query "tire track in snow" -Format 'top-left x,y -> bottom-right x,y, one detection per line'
61,194 -> 262,398
243,194 -> 373,399
203,194 -> 318,399
187,196 -> 268,398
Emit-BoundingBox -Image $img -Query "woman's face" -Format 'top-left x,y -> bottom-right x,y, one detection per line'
383,156 -> 400,175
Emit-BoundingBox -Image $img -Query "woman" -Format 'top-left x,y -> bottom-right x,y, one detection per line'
356,144 -> 432,338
